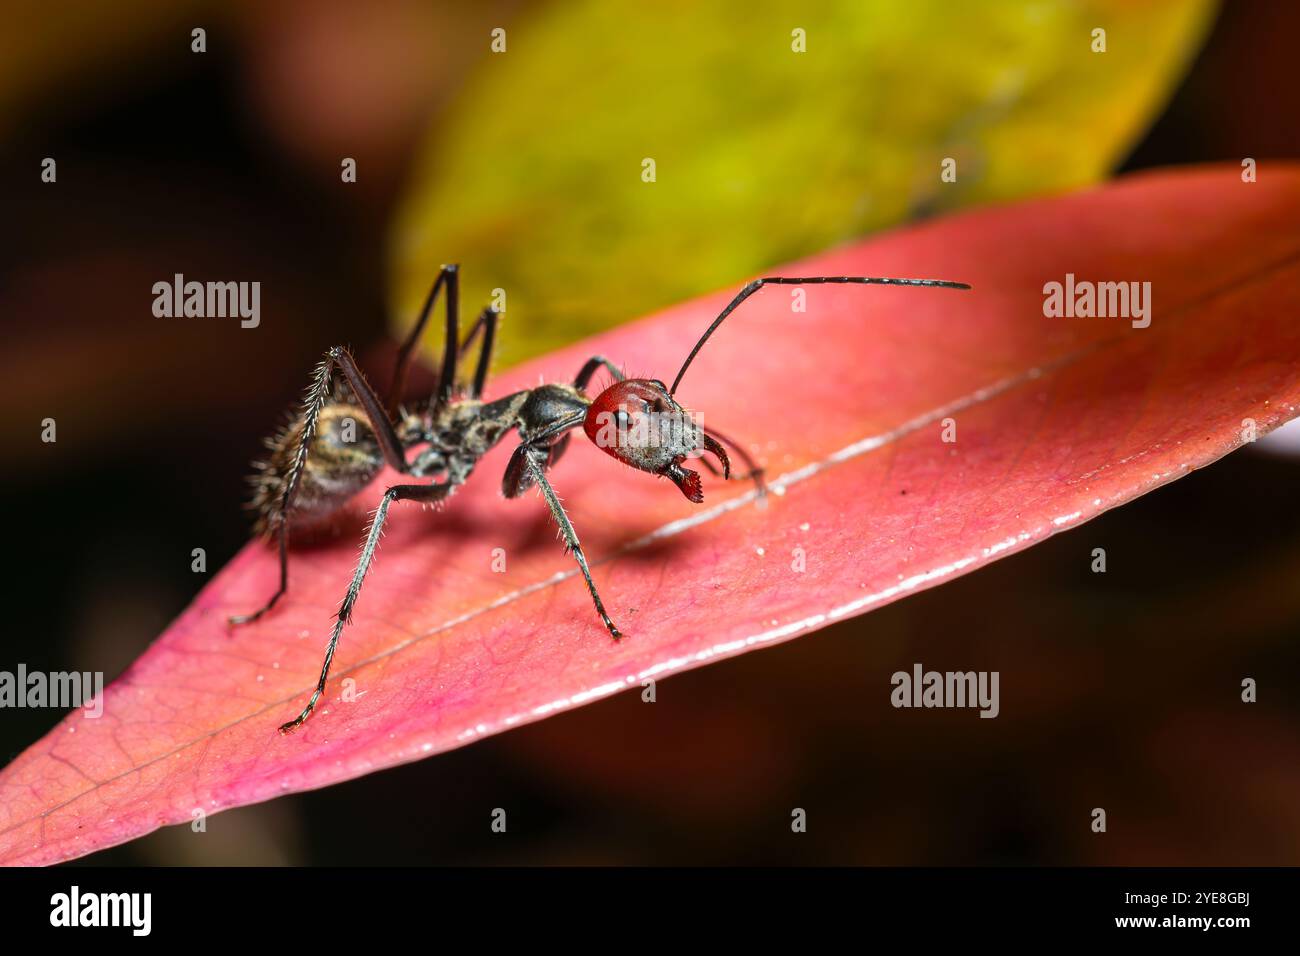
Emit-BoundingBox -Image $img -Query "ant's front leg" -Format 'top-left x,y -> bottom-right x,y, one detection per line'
574,355 -> 625,391
230,345 -> 412,626
515,448 -> 622,640
702,425 -> 767,497
280,480 -> 454,733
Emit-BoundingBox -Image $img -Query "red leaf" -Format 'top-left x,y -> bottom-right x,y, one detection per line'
3,164 -> 1298,865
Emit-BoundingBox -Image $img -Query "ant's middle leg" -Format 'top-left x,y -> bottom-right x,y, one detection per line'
231,345 -> 413,626
467,306 -> 500,399
387,267 -> 502,409
279,480 -> 454,733
388,264 -> 460,417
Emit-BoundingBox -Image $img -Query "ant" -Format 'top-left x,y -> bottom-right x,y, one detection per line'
232,265 -> 970,732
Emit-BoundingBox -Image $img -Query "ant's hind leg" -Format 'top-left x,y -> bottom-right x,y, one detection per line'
229,522 -> 292,626
230,345 -> 413,626
279,481 -> 452,733
229,349 -> 341,626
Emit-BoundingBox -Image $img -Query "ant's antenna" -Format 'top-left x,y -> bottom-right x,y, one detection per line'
669,275 -> 971,395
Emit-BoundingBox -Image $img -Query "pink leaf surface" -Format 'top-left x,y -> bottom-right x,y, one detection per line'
3,164 -> 1299,865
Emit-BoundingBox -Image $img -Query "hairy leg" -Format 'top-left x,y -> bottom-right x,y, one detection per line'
278,480 -> 454,732
231,345 -> 411,625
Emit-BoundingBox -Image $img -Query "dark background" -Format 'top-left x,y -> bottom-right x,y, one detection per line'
1,2 -> 1298,864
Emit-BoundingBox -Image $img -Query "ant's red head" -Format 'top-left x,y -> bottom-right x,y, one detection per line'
578,274 -> 970,504
583,378 -> 729,503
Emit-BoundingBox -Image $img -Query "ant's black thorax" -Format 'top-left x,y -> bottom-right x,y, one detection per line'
408,383 -> 590,481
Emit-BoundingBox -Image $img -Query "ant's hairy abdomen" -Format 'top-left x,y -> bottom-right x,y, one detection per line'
250,401 -> 385,536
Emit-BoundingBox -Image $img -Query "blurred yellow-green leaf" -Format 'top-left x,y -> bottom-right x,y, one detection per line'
390,0 -> 1216,367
